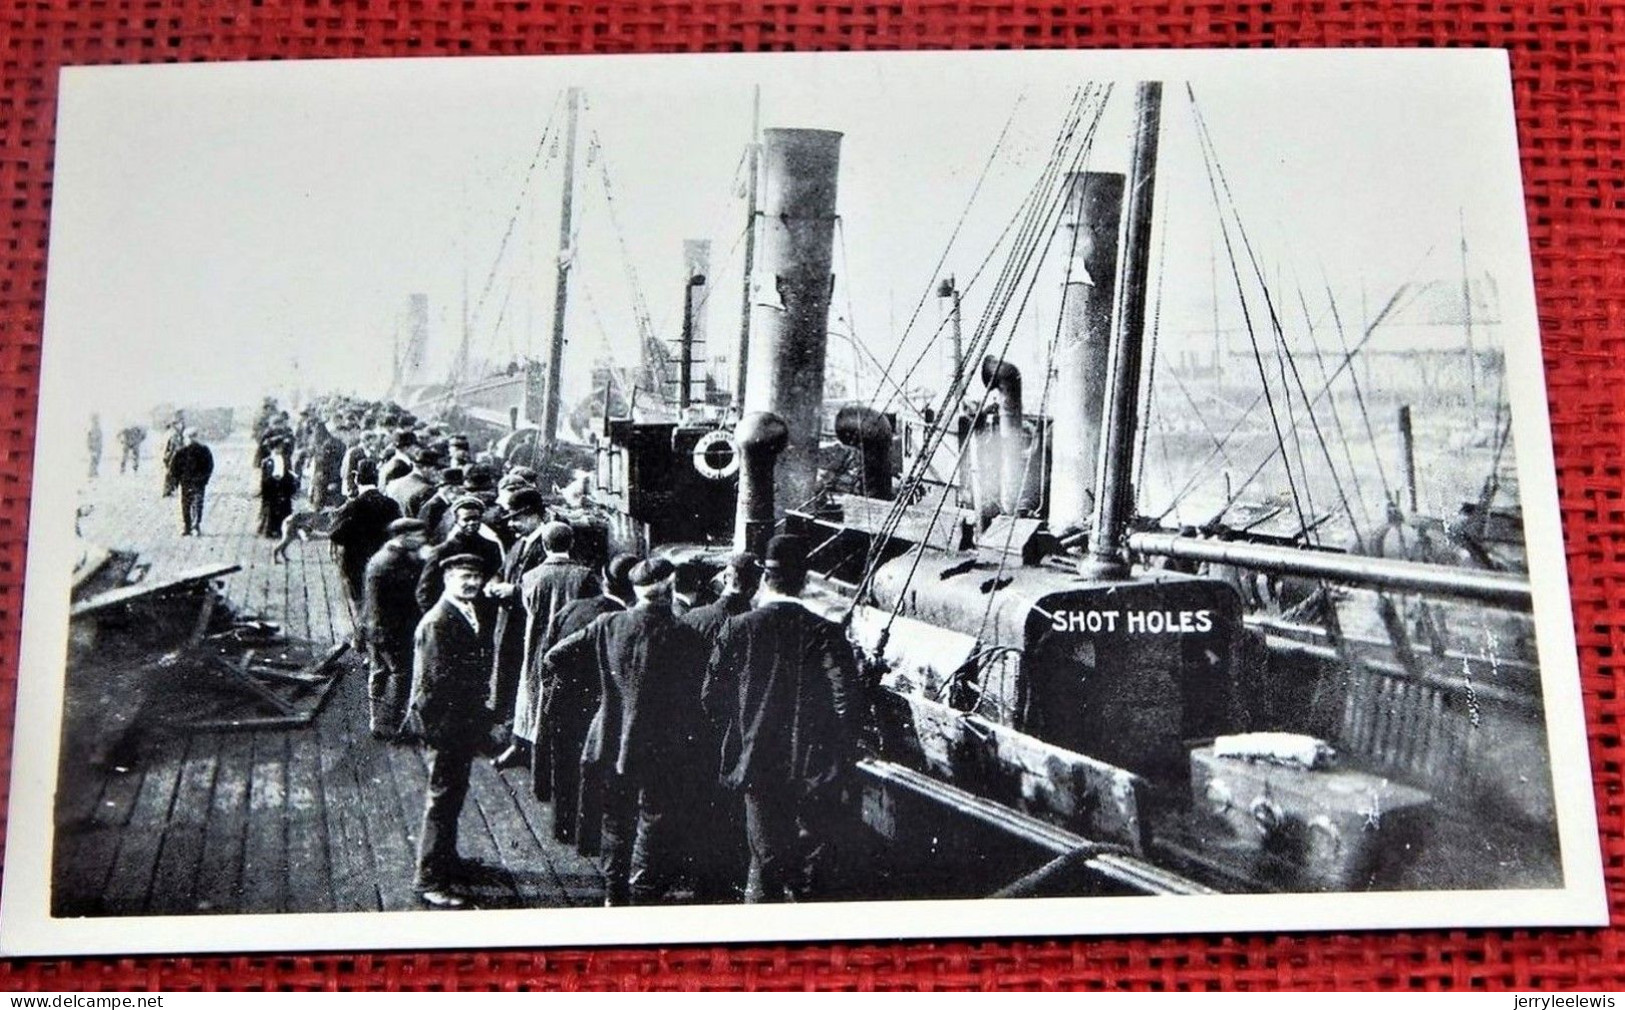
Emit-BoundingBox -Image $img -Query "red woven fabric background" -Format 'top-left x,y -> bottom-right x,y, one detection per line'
0,0 -> 1619,992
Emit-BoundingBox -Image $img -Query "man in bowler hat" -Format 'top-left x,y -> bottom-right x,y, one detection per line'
702,535 -> 866,903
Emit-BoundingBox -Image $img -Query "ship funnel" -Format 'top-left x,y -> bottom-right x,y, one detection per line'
834,404 -> 893,501
979,356 -> 1041,516
1051,171 -> 1125,535
734,410 -> 789,556
741,128 -> 843,523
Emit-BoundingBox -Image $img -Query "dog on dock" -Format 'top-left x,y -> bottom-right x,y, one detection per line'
272,508 -> 339,563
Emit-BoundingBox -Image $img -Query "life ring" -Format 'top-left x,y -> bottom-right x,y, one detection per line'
691,429 -> 741,480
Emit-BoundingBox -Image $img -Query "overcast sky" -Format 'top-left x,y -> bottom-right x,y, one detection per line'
44,50 -> 1534,425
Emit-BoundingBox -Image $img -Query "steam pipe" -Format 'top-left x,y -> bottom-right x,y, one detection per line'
1399,404 -> 1418,514
966,407 -> 1000,525
979,356 -> 1039,515
679,272 -> 707,411
1084,82 -> 1162,579
834,404 -> 894,501
733,410 -> 789,556
938,276 -> 964,385
1126,531 -> 1531,609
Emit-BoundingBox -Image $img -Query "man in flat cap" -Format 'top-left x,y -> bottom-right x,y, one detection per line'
406,550 -> 496,909
415,495 -> 504,613
703,535 -> 865,903
670,560 -> 710,618
415,467 -> 465,545
682,553 -> 760,641
680,551 -> 761,900
484,489 -> 556,769
542,553 -> 637,849
545,557 -> 709,905
360,517 -> 427,738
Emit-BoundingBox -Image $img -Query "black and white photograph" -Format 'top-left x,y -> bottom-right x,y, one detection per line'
0,49 -> 1604,955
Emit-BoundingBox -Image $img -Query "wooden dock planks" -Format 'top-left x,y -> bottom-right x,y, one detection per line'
194,731 -> 254,914
240,731 -> 290,913
100,733 -> 192,915
54,437 -> 604,917
146,732 -> 222,915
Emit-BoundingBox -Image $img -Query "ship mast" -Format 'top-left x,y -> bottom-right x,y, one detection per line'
734,86 -> 762,405
540,86 -> 581,449
1083,81 -> 1162,579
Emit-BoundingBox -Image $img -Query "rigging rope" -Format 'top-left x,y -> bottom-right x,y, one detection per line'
1151,209 -> 1430,526
813,90 -> 1091,533
866,86 -> 1098,434
1193,280 -> 1426,524
866,88 -> 1030,420
581,102 -> 661,376
1133,187 -> 1172,512
1162,364 -> 1238,473
832,218 -> 924,411
1293,273 -> 1375,533
1187,83 -> 1313,539
970,141 -> 1094,650
1189,85 -> 1370,544
465,91 -> 565,364
849,85 -> 1112,630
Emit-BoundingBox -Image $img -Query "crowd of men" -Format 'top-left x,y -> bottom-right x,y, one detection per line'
245,394 -> 871,910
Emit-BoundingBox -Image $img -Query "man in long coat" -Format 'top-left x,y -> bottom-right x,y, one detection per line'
482,490 -> 553,767
160,417 -> 186,497
406,551 -> 496,909
117,425 -> 146,474
537,553 -> 636,846
545,558 -> 709,906
377,430 -> 417,487
506,519 -> 594,782
679,551 -> 760,900
86,414 -> 103,479
307,420 -> 348,510
360,518 -> 427,738
339,429 -> 374,499
702,535 -> 866,903
333,478 -> 403,646
415,468 -> 465,545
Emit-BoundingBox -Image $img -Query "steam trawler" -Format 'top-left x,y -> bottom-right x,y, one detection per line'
573,81 -> 1550,897
50,78 -> 1552,918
